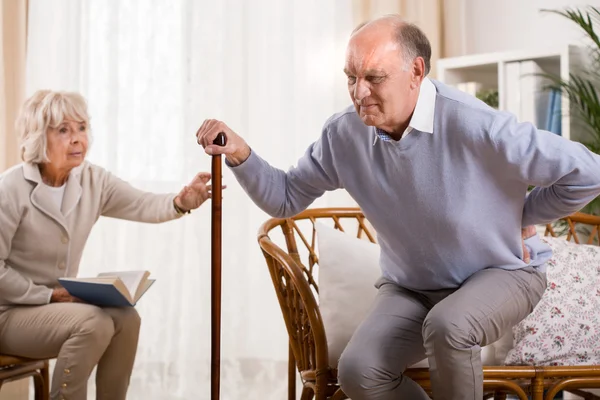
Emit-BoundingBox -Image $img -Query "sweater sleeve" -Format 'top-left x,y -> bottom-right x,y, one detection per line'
99,167 -> 182,223
490,113 -> 600,226
0,185 -> 53,305
228,128 -> 342,218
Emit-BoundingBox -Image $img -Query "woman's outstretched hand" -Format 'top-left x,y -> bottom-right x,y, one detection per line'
174,172 -> 227,212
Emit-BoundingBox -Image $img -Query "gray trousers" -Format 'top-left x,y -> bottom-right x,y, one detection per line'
337,266 -> 547,400
0,303 -> 141,400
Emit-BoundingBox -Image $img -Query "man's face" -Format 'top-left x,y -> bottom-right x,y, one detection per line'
344,30 -> 417,134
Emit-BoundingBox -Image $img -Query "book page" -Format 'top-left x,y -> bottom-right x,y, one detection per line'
134,279 -> 156,303
97,270 -> 149,299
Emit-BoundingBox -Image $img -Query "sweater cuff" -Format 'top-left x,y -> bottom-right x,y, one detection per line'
171,195 -> 188,218
227,149 -> 264,180
524,234 -> 553,270
45,287 -> 53,304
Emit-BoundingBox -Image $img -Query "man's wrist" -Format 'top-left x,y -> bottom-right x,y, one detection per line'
225,146 -> 251,167
521,225 -> 537,239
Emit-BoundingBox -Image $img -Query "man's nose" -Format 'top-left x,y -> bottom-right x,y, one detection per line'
354,80 -> 370,102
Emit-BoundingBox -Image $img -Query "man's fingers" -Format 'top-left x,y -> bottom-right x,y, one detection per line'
522,241 -> 531,263
195,120 -> 208,141
197,119 -> 230,148
205,144 -> 234,155
201,120 -> 220,147
196,120 -> 216,146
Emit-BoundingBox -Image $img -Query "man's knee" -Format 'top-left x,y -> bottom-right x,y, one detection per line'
422,307 -> 473,350
338,344 -> 394,398
338,346 -> 368,397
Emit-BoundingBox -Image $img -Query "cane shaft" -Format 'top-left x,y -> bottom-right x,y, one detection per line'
211,132 -> 225,400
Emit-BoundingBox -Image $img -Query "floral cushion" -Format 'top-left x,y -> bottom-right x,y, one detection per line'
505,236 -> 600,366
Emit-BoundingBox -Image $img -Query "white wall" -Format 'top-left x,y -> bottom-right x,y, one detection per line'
458,0 -> 600,55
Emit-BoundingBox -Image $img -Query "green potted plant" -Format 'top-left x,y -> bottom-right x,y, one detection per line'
541,6 -> 600,215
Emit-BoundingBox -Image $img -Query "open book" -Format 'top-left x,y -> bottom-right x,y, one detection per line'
58,270 -> 155,307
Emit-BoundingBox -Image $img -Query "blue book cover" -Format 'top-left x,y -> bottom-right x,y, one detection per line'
59,272 -> 155,307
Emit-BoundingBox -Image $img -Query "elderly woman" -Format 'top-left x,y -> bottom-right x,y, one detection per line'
0,90 -> 213,400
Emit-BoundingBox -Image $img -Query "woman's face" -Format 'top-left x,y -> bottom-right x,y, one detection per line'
45,119 -> 89,172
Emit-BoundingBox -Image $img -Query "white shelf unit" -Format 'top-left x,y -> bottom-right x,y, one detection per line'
437,45 -> 585,141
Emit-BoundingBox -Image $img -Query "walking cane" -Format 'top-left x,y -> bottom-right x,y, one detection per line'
211,132 -> 226,400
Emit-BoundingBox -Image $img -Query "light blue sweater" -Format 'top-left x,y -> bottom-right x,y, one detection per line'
230,80 -> 600,290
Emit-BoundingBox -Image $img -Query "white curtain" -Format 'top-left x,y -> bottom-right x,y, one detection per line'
26,1 -> 355,399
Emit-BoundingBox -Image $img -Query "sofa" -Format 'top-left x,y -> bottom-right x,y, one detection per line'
257,208 -> 600,400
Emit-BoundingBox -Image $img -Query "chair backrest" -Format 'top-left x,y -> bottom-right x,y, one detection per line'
257,208 -> 600,375
257,208 -> 375,375
545,212 -> 600,244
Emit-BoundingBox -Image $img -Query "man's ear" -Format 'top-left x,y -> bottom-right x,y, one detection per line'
411,57 -> 426,86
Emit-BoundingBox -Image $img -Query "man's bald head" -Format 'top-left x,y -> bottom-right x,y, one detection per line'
351,15 -> 431,75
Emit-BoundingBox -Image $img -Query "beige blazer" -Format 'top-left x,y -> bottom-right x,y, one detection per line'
0,161 -> 182,312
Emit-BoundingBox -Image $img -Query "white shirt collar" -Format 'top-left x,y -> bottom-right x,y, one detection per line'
373,77 -> 436,144
409,77 -> 436,134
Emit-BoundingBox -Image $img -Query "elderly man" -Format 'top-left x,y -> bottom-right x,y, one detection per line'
196,15 -> 600,400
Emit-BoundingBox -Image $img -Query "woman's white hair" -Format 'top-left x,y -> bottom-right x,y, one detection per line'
15,90 -> 91,164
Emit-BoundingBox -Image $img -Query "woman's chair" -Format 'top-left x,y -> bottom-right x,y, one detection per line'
0,355 -> 50,400
257,208 -> 600,400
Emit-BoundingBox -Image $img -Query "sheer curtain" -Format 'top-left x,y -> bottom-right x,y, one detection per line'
0,0 -> 27,173
26,1 -> 354,399
0,2 -> 29,398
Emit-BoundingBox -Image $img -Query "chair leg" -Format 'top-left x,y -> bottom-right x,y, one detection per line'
0,361 -> 50,400
42,361 -> 50,400
330,388 -> 348,400
33,361 -> 50,400
532,374 -> 544,400
33,371 -> 45,400
289,344 -> 296,400
300,386 -> 314,400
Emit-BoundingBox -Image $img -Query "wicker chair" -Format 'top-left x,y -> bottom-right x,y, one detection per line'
257,207 -> 600,400
0,355 -> 50,400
